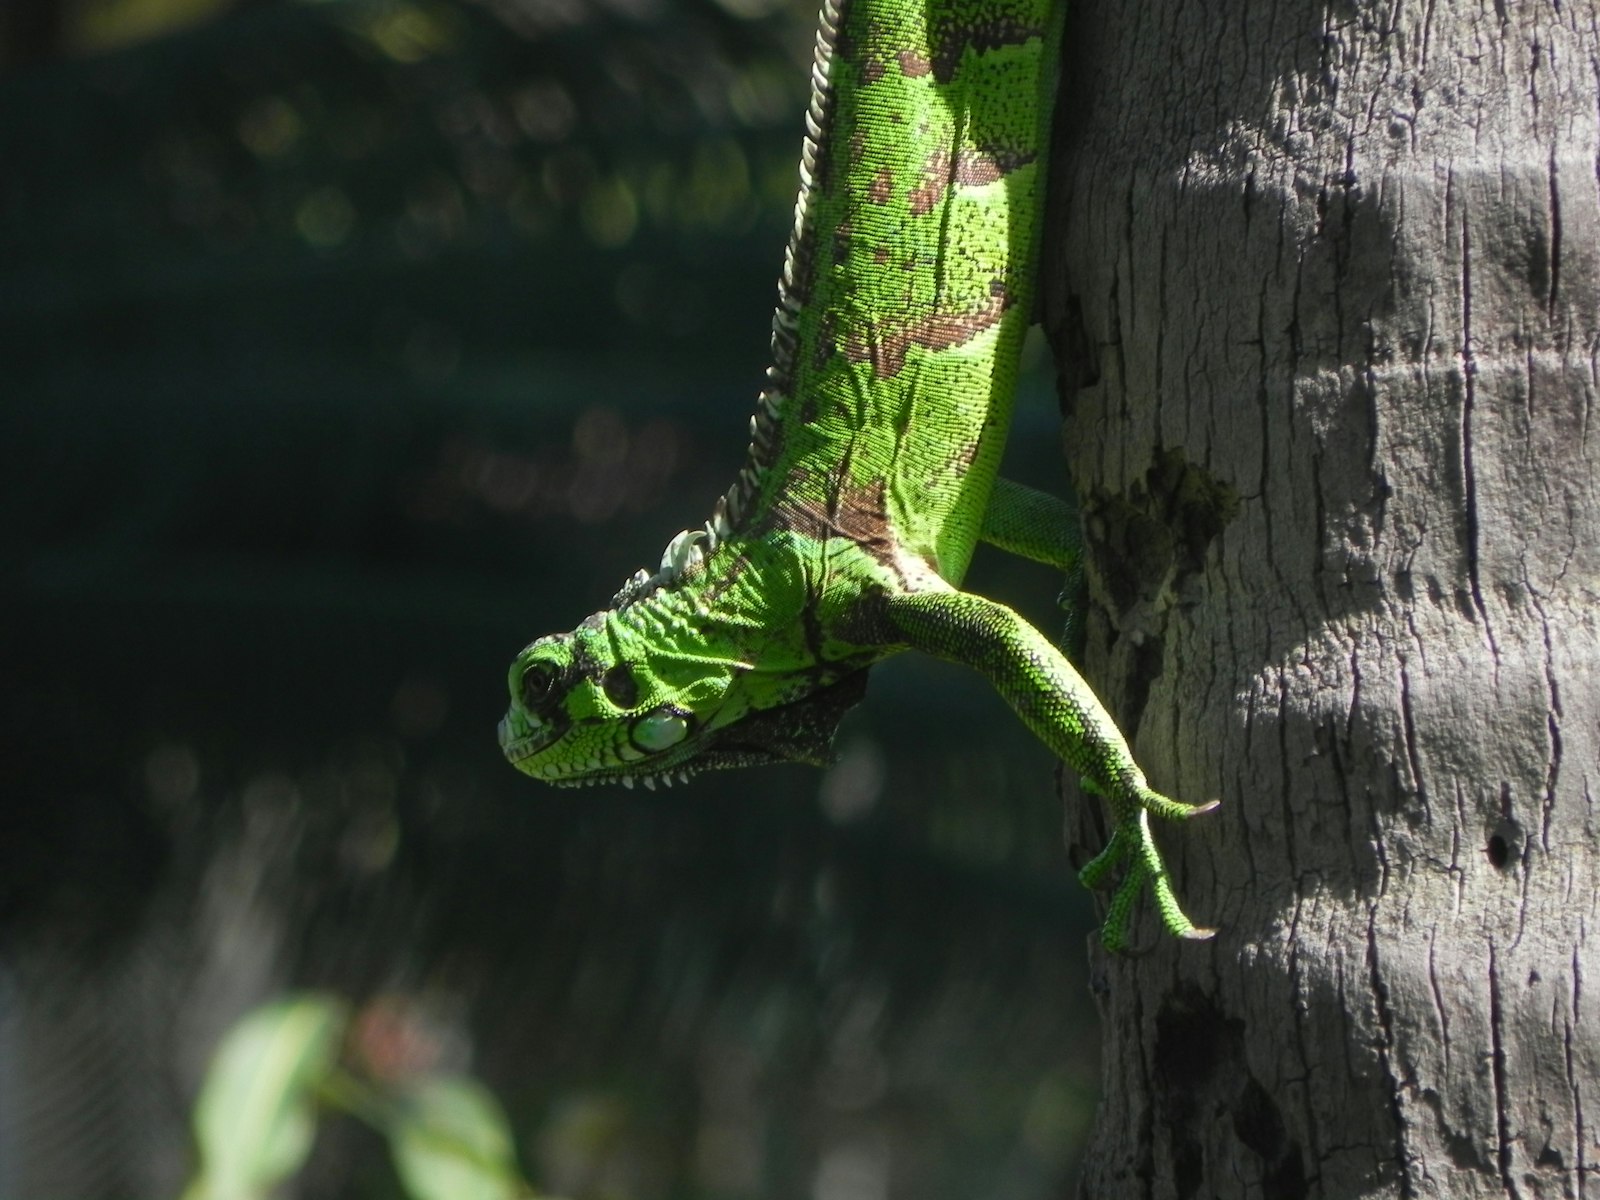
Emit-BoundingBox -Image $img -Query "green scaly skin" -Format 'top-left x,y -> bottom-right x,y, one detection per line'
499,0 -> 1216,951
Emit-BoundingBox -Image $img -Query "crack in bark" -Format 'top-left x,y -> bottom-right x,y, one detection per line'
1457,200 -> 1499,665
1575,944 -> 1588,1198
1398,660 -> 1428,803
1134,981 -> 1156,1200
1281,845 -> 1319,1180
1488,941 -> 1523,1199
1369,910 -> 1418,1198
1427,932 -> 1452,1074
1454,779 -> 1471,913
1547,149 -> 1562,318
1528,588 -> 1563,857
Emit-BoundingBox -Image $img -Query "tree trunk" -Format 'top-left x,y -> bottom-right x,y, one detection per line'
1044,0 -> 1600,1196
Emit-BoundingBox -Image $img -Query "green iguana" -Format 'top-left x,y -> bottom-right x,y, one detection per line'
499,0 -> 1215,950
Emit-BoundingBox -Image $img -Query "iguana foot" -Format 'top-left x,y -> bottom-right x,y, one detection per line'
1077,784 -> 1217,952
878,587 -> 1215,949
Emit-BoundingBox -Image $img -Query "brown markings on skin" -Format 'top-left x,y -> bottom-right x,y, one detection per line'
773,466 -> 905,589
931,16 -> 1044,84
868,168 -> 894,205
873,246 -> 891,264
862,57 -> 886,84
832,218 -> 852,266
946,437 -> 980,475
956,148 -> 1013,186
830,475 -> 894,554
906,151 -> 947,217
908,146 -> 1035,216
700,543 -> 752,606
849,130 -> 866,165
842,277 -> 1011,377
830,25 -> 856,70
812,312 -> 837,374
897,48 -> 932,77
832,586 -> 902,648
774,486 -> 915,604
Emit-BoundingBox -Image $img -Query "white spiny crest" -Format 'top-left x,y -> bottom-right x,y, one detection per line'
749,413 -> 774,456
598,0 -> 846,629
773,326 -> 797,362
609,527 -> 714,612
769,0 -> 836,358
660,528 -> 707,575
609,567 -> 655,609
606,0 -> 833,619
710,495 -> 732,541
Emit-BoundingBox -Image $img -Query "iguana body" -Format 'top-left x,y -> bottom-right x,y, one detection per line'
500,0 -> 1215,950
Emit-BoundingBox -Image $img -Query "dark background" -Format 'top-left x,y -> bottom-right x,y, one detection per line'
0,0 -> 1101,1195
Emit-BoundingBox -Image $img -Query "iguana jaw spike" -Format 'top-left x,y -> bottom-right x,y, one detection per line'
552,765 -> 697,791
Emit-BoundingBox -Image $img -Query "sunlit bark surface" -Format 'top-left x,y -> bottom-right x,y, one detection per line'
1046,0 -> 1600,1195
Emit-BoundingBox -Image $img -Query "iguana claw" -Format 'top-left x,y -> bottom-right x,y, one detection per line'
1077,793 -> 1218,953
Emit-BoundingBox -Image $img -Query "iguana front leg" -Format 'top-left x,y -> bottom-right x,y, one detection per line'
880,587 -> 1216,951
980,478 -> 1080,570
981,476 -> 1089,665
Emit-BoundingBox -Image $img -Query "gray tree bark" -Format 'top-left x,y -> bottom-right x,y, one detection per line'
1043,0 -> 1600,1196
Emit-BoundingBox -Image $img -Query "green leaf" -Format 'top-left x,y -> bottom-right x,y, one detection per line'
188,994 -> 348,1200
389,1076 -> 525,1200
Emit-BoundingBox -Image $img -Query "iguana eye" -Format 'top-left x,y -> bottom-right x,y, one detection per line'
601,664 -> 638,709
520,662 -> 559,712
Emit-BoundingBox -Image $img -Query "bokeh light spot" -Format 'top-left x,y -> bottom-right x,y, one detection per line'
580,176 -> 639,248
237,96 -> 303,159
295,185 -> 356,247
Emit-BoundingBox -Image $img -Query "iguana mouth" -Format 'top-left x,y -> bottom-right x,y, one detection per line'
501,671 -> 871,786
497,713 -> 568,765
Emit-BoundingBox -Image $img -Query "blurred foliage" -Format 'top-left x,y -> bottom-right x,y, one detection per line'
184,994 -> 541,1200
0,0 -> 1103,1197
186,996 -> 351,1200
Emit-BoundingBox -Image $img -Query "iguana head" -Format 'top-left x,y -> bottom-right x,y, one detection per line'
498,539 -> 869,789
